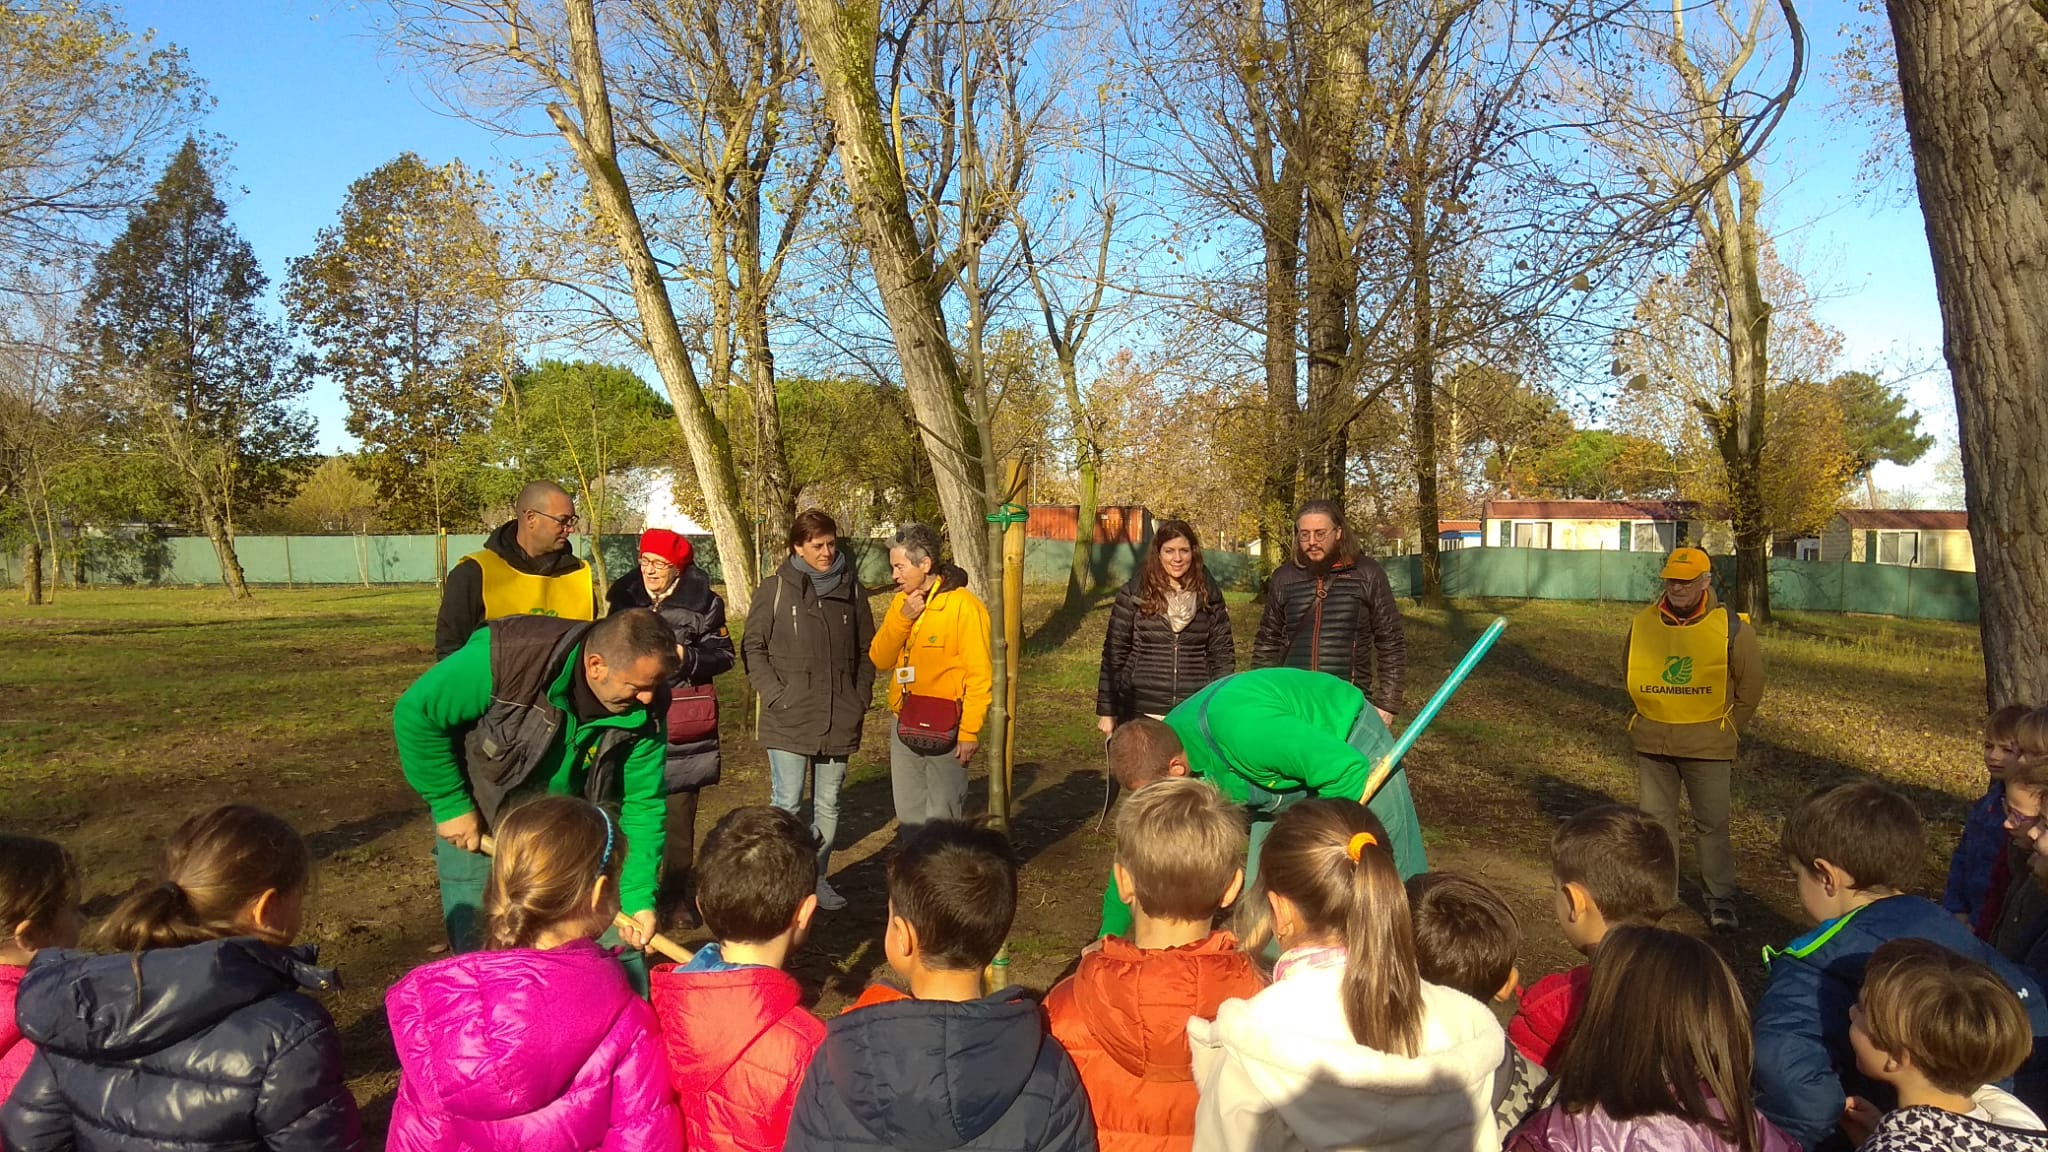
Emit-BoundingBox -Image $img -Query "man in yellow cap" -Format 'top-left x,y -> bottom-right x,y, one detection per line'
1624,546 -> 1764,931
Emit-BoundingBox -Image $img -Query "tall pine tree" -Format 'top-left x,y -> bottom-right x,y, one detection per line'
76,139 -> 314,597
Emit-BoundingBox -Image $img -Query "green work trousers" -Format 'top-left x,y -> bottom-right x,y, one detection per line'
1636,753 -> 1737,906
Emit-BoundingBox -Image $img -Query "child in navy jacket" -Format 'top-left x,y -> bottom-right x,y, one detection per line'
1950,705 -> 2031,932
1754,782 -> 2048,1152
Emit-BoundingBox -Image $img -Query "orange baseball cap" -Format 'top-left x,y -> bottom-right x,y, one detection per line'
1660,547 -> 1712,581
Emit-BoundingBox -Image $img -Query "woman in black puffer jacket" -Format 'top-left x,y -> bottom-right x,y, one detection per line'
1096,519 -> 1235,735
606,527 -> 736,930
3,805 -> 361,1152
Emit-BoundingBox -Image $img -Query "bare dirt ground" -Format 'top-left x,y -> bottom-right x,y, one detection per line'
1,585 -> 1990,1144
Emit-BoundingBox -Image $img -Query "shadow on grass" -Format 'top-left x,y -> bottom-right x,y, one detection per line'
1025,588 -> 1114,656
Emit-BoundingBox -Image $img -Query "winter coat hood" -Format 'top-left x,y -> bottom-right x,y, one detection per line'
16,938 -> 337,1061
1507,1102 -> 1799,1152
1058,933 -> 1262,1081
1190,962 -> 1504,1152
384,938 -> 681,1150
827,989 -> 1041,1147
787,985 -> 1094,1152
1753,893 -> 2048,1152
650,961 -> 825,1152
1044,933 -> 1264,1152
2,937 -> 362,1152
608,562 -> 716,616
484,517 -> 585,577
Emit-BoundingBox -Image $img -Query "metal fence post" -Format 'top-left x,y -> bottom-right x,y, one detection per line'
282,535 -> 293,588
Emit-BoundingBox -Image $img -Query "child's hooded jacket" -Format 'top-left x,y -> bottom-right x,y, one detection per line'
384,938 -> 680,1152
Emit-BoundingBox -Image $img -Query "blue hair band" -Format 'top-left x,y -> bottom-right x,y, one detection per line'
598,807 -> 615,871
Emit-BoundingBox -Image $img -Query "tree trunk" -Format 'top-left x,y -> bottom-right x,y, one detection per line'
738,246 -> 794,529
23,540 -> 43,605
204,503 -> 251,599
1297,0 -> 1365,506
1884,0 -> 2048,707
790,0 -> 992,596
1059,353 -> 1101,609
1702,160 -> 1774,624
1408,181 -> 1445,608
550,0 -> 760,616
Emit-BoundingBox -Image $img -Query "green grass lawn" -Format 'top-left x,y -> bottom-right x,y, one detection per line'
0,583 -> 1993,1142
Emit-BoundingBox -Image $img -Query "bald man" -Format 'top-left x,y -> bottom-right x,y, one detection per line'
434,481 -> 598,658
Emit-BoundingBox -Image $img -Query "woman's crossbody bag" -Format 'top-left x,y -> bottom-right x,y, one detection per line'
894,596 -> 963,756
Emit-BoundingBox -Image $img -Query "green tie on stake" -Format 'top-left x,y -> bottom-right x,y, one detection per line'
1361,615 -> 1509,806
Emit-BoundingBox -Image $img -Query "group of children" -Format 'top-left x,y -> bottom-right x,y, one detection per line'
6,708 -> 2048,1152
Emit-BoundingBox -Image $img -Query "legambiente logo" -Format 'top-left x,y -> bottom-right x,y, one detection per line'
1662,655 -> 1694,686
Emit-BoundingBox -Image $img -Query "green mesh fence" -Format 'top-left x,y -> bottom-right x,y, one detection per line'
2,537 -> 1976,622
1381,548 -> 1976,622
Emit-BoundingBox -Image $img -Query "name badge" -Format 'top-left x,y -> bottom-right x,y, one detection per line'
895,666 -> 917,686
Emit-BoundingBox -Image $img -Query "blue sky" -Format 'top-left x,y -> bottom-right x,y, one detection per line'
121,0 -> 1952,497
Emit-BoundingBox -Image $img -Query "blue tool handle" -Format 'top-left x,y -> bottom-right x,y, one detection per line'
1361,615 -> 1508,804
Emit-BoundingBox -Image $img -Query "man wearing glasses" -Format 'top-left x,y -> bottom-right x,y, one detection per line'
433,480 -> 598,658
1625,547 -> 1765,932
1251,498 -> 1407,726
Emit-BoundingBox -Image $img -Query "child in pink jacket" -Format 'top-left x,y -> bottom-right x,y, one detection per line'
0,834 -> 81,1103
385,798 -> 681,1151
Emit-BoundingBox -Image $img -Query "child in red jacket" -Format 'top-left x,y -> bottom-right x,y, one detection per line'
1046,776 -> 1264,1152
1508,805 -> 1677,1068
0,834 -> 81,1103
650,805 -> 824,1152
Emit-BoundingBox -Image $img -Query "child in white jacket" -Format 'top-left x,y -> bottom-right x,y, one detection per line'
1189,799 -> 1505,1152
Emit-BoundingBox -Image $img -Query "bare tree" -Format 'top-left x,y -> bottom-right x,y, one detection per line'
1883,0 -> 2048,703
789,0 -> 994,590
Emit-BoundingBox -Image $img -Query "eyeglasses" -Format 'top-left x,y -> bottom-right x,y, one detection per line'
1296,529 -> 1335,543
2003,797 -> 2042,828
527,508 -> 580,530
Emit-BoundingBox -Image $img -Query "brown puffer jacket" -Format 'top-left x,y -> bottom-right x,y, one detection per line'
1250,556 -> 1406,714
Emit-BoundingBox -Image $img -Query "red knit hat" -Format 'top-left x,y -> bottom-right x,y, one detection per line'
638,528 -> 693,570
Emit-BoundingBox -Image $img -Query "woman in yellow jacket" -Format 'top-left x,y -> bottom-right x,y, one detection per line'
869,523 -> 993,830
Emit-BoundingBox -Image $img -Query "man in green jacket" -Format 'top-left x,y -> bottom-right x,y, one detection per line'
1097,667 -> 1428,938
395,607 -> 677,956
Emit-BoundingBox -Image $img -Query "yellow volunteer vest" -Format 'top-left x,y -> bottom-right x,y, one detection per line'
1627,602 -> 1731,726
466,548 -> 595,623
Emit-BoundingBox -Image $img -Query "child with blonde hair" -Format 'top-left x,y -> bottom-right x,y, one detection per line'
0,834 -> 81,1102
385,796 -> 680,1151
1948,704 -> 2032,934
1190,799 -> 1503,1152
1046,777 -> 1263,1152
1,806 -> 360,1151
1844,939 -> 2047,1149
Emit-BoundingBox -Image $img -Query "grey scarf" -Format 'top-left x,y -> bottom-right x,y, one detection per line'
789,549 -> 849,597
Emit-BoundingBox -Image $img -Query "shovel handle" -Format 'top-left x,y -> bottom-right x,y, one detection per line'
1361,616 -> 1509,806
477,834 -> 694,965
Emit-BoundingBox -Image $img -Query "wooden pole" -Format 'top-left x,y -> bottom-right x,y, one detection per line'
1002,457 -> 1027,800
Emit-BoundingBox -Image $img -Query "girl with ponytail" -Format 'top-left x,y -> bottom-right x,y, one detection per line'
384,795 -> 681,1151
1189,799 -> 1507,1152
1,805 -> 361,1152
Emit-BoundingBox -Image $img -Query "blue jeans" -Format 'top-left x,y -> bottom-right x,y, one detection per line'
767,748 -> 846,876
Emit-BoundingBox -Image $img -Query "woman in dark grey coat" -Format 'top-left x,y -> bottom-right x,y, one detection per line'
743,509 -> 876,912
606,527 -> 735,929
1096,518 -> 1235,735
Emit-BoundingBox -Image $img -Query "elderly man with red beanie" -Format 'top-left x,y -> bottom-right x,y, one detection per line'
607,527 -> 736,930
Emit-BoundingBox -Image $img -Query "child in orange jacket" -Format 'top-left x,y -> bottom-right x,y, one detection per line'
1045,777 -> 1264,1152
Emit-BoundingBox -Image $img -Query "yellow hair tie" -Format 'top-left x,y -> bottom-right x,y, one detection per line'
1346,832 -> 1378,862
